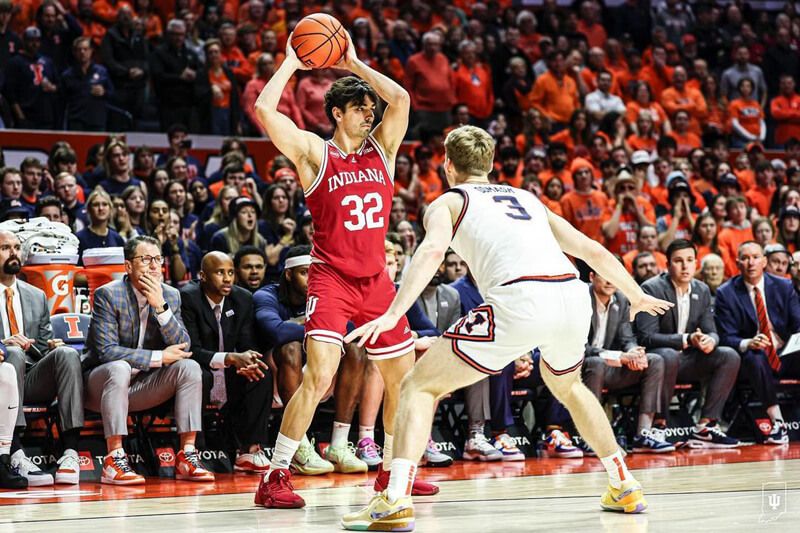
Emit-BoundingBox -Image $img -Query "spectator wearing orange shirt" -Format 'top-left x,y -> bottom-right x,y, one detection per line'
691,213 -> 722,265
744,161 -> 776,218
134,0 -> 162,42
729,77 -> 766,148
523,174 -> 563,216
404,31 -> 456,137
538,142 -> 572,191
76,0 -> 107,47
623,225 -> 668,275
668,110 -> 702,157
94,0 -> 134,25
247,29 -> 285,71
660,66 -> 707,136
414,145 -> 443,205
516,10 -> 541,63
717,196 -> 753,277
627,109 -> 659,153
372,41 -> 404,84
559,157 -> 608,244
295,69 -> 334,136
777,205 -> 800,254
526,51 -> 579,128
549,109 -> 591,156
576,1 -> 607,49
452,40 -> 494,124
580,47 -> 621,97
771,75 -> 800,148
242,53 -> 304,136
626,81 -> 671,136
496,146 -> 523,188
601,171 -> 656,256
640,45 -> 673,100
219,22 -> 254,86
204,39 -> 239,135
700,74 -> 728,137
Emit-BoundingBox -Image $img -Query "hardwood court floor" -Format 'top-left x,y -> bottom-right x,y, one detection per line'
1,445 -> 798,532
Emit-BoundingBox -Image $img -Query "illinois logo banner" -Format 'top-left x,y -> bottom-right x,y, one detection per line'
444,305 -> 496,342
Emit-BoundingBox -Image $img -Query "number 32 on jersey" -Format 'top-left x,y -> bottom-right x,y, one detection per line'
341,192 -> 384,231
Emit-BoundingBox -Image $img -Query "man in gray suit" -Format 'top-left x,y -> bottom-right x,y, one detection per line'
0,230 -> 84,487
84,235 -> 214,485
636,239 -> 741,448
416,268 -> 464,466
582,270 -> 673,453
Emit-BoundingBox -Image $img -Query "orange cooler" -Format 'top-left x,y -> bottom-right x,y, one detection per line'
20,263 -> 80,314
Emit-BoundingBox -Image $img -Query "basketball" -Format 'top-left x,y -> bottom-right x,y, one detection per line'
291,14 -> 349,69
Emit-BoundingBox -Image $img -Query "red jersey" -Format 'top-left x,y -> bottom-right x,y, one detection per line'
305,135 -> 393,278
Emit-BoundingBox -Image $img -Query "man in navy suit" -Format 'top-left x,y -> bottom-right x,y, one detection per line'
715,241 -> 800,444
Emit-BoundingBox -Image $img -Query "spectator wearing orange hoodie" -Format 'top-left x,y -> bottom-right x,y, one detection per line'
560,157 -> 608,244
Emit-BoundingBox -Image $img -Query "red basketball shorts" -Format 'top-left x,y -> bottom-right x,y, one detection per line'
305,262 -> 414,360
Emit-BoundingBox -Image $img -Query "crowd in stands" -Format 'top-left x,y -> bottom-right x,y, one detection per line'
0,0 -> 799,488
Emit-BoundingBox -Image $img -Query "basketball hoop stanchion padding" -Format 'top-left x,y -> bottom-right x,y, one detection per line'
20,264 -> 79,314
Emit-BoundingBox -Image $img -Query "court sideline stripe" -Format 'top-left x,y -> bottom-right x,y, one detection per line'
6,487 -> 798,524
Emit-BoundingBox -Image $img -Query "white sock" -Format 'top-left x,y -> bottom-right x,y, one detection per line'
386,457 -> 416,502
637,413 -> 653,434
600,449 -> 632,489
767,404 -> 784,424
382,433 -> 394,471
468,421 -> 484,436
183,443 -> 196,453
359,425 -> 375,442
269,432 -> 301,474
108,447 -> 126,459
0,363 -> 18,454
331,421 -> 351,448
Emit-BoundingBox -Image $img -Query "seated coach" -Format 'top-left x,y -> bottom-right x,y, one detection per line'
715,241 -> 800,445
84,235 -> 215,485
582,269 -> 672,453
180,251 -> 272,474
636,239 -> 741,448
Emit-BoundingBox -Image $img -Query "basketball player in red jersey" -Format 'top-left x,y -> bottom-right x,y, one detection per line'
253,31 -> 438,507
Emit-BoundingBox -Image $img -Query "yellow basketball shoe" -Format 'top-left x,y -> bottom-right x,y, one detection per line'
600,479 -> 648,514
341,491 -> 415,531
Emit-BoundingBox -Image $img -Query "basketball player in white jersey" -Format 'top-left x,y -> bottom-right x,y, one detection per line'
341,126 -> 673,531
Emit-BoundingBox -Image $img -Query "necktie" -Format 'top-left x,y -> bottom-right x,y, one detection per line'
6,288 -> 19,336
209,304 -> 227,405
753,286 -> 781,372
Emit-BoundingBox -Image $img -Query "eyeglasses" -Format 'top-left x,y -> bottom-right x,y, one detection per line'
132,255 -> 165,266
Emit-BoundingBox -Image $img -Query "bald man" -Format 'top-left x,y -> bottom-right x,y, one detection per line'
180,252 -> 273,474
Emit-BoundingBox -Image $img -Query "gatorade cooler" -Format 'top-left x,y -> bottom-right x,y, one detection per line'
80,247 -> 126,306
20,253 -> 81,314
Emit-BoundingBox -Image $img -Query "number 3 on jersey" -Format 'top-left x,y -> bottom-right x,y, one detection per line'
342,193 -> 384,231
493,195 -> 531,220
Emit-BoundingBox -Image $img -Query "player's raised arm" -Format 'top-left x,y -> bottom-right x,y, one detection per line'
345,194 -> 458,346
254,35 -> 324,175
546,208 -> 673,320
335,32 -> 410,159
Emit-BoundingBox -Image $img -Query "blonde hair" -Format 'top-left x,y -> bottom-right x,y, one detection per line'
444,125 -> 496,177
86,187 -> 113,225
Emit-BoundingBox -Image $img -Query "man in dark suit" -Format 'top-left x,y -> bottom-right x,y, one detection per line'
181,251 -> 272,473
637,239 -> 741,448
715,241 -> 800,444
84,235 -> 215,485
0,230 -> 84,487
583,270 -> 673,453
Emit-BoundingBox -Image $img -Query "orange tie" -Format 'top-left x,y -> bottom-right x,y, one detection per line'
6,288 -> 19,336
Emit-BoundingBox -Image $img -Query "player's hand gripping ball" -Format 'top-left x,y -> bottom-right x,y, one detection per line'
291,14 -> 349,69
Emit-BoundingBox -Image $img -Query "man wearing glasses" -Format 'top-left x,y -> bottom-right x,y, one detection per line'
84,235 -> 215,485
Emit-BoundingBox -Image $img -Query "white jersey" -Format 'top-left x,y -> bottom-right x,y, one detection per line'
447,184 -> 577,296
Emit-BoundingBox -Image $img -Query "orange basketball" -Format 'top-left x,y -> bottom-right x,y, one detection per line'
292,14 -> 349,69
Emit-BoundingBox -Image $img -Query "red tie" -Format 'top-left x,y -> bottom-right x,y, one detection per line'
753,286 -> 781,372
